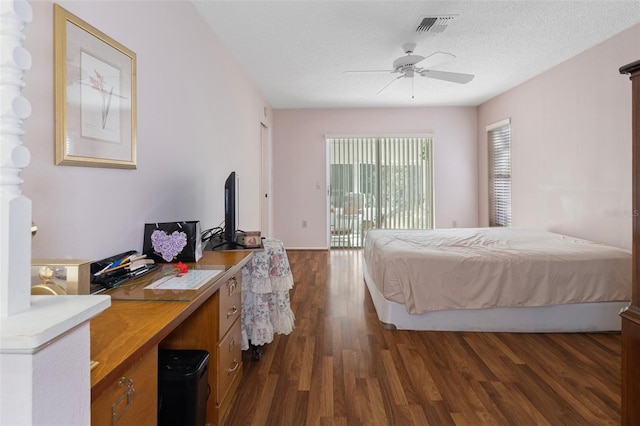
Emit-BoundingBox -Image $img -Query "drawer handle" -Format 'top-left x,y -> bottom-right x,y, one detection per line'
226,306 -> 238,318
227,359 -> 240,375
228,277 -> 237,296
112,377 -> 135,425
229,337 -> 236,353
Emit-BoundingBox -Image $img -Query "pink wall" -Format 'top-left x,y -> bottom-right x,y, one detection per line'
22,2 -> 637,255
272,107 -> 478,248
477,24 -> 640,250
22,1 -> 271,260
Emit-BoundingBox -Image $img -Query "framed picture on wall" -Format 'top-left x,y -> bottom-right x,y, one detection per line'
54,4 -> 137,169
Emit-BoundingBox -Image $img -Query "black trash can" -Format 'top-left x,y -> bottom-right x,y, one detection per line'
158,349 -> 210,426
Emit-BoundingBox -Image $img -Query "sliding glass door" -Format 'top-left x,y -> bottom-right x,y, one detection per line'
328,136 -> 433,248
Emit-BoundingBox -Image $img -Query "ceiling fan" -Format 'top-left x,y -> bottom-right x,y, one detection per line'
345,43 -> 475,96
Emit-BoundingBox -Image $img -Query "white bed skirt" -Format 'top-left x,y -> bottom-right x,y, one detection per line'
363,265 -> 626,332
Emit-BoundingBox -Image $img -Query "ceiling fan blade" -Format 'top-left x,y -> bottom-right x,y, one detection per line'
415,51 -> 456,69
421,70 -> 475,84
343,70 -> 395,74
377,75 -> 405,94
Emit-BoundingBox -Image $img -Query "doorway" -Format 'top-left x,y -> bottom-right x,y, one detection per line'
260,123 -> 272,237
327,136 -> 434,248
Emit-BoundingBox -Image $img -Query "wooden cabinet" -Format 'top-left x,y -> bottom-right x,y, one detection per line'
160,269 -> 243,424
217,318 -> 242,404
91,347 -> 158,426
620,59 -> 640,426
214,272 -> 243,422
218,273 -> 241,338
90,251 -> 252,426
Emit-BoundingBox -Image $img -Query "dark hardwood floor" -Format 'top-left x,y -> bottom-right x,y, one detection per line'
224,249 -> 621,425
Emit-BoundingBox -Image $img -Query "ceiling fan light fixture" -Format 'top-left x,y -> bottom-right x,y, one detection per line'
393,54 -> 425,70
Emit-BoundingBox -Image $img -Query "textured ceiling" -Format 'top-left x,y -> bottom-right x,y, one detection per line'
192,1 -> 640,109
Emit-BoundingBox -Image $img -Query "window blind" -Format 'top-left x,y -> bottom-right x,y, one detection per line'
328,136 -> 433,248
488,123 -> 511,227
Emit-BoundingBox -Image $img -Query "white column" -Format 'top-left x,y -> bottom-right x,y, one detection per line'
1,297 -> 110,425
2,322 -> 92,425
0,1 -> 111,424
0,0 -> 33,316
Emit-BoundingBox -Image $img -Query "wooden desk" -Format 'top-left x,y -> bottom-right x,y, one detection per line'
90,250 -> 252,425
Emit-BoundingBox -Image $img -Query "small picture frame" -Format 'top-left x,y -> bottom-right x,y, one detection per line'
54,4 -> 137,169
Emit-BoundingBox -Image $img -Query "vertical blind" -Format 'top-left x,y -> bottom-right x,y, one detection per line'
329,136 -> 433,248
488,122 -> 512,227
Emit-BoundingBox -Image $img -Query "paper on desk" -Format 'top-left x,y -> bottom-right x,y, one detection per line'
144,269 -> 223,291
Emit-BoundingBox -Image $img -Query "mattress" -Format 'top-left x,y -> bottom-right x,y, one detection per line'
363,228 -> 631,315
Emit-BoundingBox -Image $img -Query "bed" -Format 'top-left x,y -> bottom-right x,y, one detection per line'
363,228 -> 631,332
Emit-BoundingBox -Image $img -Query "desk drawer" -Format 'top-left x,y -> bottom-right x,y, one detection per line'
216,319 -> 242,406
92,347 -> 157,426
219,273 -> 241,337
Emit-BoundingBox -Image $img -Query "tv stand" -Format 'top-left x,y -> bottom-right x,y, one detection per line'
206,237 -> 245,251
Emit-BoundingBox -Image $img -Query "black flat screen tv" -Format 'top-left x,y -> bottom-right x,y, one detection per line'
224,171 -> 238,243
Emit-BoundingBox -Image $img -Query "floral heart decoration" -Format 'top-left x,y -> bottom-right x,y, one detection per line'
150,229 -> 187,262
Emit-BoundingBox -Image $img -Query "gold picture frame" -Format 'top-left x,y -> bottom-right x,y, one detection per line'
54,4 -> 137,169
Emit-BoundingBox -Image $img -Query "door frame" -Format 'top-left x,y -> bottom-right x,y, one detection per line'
260,122 -> 272,237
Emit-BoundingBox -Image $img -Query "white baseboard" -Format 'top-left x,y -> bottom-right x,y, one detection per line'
283,247 -> 329,250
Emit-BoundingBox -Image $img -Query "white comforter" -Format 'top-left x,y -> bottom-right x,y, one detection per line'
363,228 -> 631,314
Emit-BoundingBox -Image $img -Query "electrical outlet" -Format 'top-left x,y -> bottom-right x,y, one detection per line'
302,220 -> 307,228
452,220 -> 458,228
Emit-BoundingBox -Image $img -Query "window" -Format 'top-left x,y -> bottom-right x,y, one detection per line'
487,119 -> 511,227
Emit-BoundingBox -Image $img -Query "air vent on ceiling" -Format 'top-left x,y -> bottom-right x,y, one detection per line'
415,15 -> 457,33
